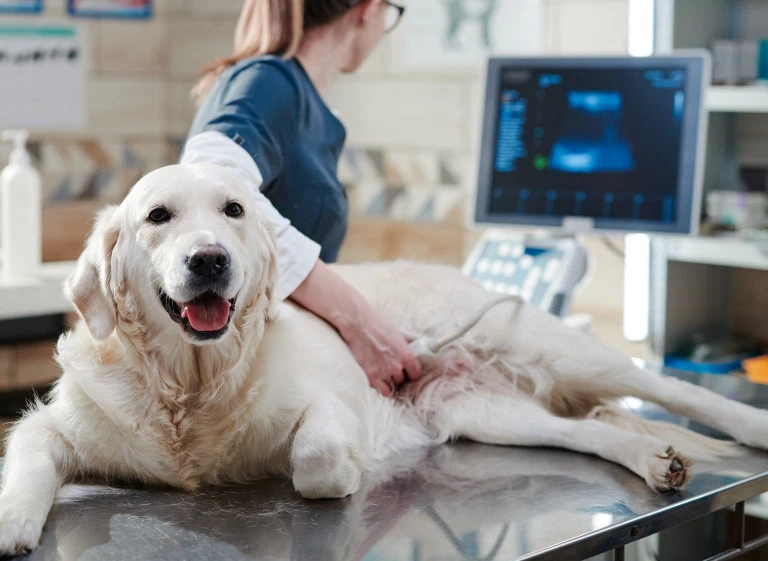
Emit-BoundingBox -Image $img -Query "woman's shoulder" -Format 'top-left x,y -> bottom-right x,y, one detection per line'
224,55 -> 305,97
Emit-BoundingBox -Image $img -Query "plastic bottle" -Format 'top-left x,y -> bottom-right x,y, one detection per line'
0,129 -> 42,284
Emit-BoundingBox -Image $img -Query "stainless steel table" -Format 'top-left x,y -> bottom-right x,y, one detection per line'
3,370 -> 768,561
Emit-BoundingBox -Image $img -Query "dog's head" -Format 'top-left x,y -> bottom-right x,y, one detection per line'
65,163 -> 277,346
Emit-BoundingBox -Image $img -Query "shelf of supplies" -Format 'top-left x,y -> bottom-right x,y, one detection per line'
707,85 -> 768,113
0,261 -> 76,321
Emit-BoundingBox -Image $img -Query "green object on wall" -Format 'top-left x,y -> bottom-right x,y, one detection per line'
534,155 -> 549,170
443,0 -> 498,49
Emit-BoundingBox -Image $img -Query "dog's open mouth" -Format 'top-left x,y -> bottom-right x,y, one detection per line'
159,289 -> 236,339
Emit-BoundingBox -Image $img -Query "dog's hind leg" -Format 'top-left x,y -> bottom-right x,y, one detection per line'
615,368 -> 768,451
435,392 -> 691,492
0,407 -> 73,556
586,404 -> 742,461
547,353 -> 768,452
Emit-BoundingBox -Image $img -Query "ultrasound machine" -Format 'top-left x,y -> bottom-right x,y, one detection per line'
464,54 -> 710,318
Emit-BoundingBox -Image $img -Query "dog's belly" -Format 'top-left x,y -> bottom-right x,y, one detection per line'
333,262 -> 597,367
332,262 -> 505,338
332,262 -> 603,418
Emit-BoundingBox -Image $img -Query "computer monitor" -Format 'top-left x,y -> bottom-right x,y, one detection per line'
472,54 -> 710,235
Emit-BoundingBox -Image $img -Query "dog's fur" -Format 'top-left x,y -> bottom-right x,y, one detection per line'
1,164 -> 766,556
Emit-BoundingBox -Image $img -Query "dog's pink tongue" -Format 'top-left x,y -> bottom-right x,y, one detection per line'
182,297 -> 230,332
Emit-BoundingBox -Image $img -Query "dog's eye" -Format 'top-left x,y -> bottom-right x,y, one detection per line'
148,207 -> 171,224
224,202 -> 244,218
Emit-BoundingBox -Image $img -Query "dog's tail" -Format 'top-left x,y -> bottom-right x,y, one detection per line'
589,404 -> 744,461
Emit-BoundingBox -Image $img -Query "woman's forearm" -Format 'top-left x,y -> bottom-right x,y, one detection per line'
289,260 -> 422,395
289,260 -> 361,337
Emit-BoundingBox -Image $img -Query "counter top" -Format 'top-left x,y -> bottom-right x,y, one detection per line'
0,261 -> 75,321
3,370 -> 768,561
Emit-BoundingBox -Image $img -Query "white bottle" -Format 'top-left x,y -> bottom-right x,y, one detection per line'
0,129 -> 42,285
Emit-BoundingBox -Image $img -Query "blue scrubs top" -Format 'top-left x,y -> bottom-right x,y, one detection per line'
185,56 -> 349,263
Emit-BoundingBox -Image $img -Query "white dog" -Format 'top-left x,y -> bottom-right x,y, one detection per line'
1,163 -> 765,556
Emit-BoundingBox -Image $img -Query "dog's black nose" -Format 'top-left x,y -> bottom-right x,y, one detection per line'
187,245 -> 229,277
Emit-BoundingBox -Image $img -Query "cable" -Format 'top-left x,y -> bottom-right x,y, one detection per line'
410,294 -> 523,359
600,236 -> 625,259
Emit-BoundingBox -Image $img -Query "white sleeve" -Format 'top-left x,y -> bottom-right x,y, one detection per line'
180,131 -> 320,301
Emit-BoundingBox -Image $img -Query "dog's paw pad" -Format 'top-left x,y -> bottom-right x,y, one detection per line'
645,446 -> 691,492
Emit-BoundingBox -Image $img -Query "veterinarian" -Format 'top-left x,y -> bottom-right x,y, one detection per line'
180,0 -> 418,396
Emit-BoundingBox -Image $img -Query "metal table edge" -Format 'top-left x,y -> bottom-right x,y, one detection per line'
516,467 -> 768,561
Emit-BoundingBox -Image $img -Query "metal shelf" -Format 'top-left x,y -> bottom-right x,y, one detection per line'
708,85 -> 768,113
658,236 -> 768,271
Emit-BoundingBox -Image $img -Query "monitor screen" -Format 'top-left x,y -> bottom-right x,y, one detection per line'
474,56 -> 709,234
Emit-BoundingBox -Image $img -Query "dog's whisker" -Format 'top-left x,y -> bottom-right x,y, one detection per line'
143,274 -> 164,291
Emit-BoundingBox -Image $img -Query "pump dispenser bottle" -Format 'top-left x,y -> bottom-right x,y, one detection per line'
0,129 -> 42,284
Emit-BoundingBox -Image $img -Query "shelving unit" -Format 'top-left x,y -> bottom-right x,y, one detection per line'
631,1 -> 768,359
656,236 -> 768,270
707,85 -> 768,113
648,235 -> 768,360
654,0 -> 768,191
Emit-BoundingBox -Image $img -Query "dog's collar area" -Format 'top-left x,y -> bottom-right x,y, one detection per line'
158,288 -> 236,341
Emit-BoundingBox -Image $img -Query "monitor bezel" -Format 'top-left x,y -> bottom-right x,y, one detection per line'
470,53 -> 711,236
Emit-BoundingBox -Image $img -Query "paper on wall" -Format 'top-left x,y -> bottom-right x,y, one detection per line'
405,0 -> 544,67
0,24 -> 86,130
68,0 -> 152,19
0,1 -> 43,13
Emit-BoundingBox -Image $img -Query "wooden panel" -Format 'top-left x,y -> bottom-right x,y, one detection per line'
42,201 -> 103,263
339,218 -> 464,266
0,346 -> 14,391
14,341 -> 59,389
729,268 -> 768,345
0,419 -> 13,454
49,207 -> 471,266
64,313 -> 80,330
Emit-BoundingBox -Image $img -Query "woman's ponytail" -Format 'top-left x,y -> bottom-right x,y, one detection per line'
193,0 -> 357,104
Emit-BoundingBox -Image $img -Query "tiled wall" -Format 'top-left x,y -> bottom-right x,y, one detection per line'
1,0 -> 631,312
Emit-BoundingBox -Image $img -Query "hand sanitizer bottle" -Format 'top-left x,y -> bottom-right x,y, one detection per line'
0,129 -> 42,285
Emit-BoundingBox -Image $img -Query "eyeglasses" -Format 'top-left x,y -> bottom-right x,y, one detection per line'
384,0 -> 406,34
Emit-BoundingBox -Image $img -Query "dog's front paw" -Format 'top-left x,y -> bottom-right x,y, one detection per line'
292,440 -> 362,500
0,509 -> 43,557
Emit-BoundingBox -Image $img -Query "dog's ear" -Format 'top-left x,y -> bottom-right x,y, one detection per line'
65,205 -> 122,341
264,242 -> 279,322
256,219 -> 279,321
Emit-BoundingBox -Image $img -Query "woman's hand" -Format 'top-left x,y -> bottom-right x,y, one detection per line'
335,297 -> 422,396
290,260 -> 422,396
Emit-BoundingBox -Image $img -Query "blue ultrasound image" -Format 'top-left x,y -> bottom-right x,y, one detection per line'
490,67 -> 686,224
550,91 -> 635,174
